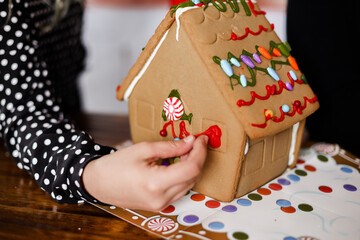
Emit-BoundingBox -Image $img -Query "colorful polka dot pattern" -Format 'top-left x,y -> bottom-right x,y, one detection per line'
149,150 -> 358,239
0,1 -> 115,204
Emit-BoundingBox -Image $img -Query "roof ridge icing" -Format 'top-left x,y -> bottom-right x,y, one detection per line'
171,0 -> 261,18
119,0 -> 264,101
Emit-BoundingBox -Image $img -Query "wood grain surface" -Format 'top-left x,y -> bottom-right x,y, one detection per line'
0,114 -> 161,240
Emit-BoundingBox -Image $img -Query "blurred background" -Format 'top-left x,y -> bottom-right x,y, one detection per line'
79,0 -> 287,115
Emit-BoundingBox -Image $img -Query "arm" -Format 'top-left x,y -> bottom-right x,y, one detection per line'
0,1 -> 114,204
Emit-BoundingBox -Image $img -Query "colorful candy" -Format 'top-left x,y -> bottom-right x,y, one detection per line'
220,59 -> 233,77
163,97 -> 184,121
241,55 -> 255,68
267,67 -> 280,81
288,70 -> 297,81
258,46 -> 272,59
301,74 -> 308,84
285,82 -> 293,91
282,104 -> 290,113
230,57 -> 241,67
253,53 -> 262,63
278,43 -> 290,57
288,56 -> 299,71
240,75 -> 247,87
272,48 -> 281,57
265,109 -> 274,120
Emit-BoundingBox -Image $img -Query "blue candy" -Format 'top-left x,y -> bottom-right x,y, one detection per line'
289,70 -> 297,81
267,67 -> 280,81
220,59 -> 233,77
192,0 -> 200,4
282,104 -> 290,113
240,75 -> 247,87
230,57 -> 241,67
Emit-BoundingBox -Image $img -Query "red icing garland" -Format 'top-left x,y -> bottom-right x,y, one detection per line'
248,0 -> 266,16
231,24 -> 274,41
237,74 -> 305,107
251,95 -> 318,128
160,121 -> 222,148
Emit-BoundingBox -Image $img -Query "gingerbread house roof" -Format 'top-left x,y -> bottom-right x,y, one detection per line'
117,1 -> 319,140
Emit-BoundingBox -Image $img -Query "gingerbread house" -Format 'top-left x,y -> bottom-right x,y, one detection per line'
116,0 -> 319,202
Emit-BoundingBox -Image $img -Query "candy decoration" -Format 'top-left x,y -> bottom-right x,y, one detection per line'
301,75 -> 308,84
258,46 -> 272,59
163,97 -> 184,121
288,56 -> 299,71
265,109 -> 273,120
267,67 -> 280,81
147,217 -> 176,232
191,0 -> 200,4
230,57 -> 241,67
220,59 -> 233,77
272,48 -> 281,57
278,43 -> 290,57
240,75 -> 247,87
288,70 -> 297,81
285,82 -> 293,91
253,53 -> 262,63
241,55 -> 255,68
282,104 -> 290,113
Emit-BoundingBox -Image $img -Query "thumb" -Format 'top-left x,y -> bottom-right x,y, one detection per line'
136,135 -> 196,162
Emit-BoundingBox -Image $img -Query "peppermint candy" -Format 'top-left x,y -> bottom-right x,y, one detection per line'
163,97 -> 184,121
147,217 -> 176,232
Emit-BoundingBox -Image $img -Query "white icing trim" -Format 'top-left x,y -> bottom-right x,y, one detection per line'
244,138 -> 249,155
288,122 -> 300,166
175,6 -> 198,41
124,30 -> 169,101
124,0 -> 259,100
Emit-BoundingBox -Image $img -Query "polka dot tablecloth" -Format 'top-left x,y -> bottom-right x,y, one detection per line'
90,144 -> 360,240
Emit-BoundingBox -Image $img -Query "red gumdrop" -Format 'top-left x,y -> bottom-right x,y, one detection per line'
294,100 -> 301,107
160,129 -> 167,137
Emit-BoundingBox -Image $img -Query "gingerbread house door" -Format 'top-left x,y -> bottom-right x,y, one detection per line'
236,127 -> 293,197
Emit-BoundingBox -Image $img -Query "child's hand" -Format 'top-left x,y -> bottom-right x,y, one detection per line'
82,135 -> 208,212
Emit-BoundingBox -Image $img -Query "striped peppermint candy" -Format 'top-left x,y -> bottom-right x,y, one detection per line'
163,97 -> 184,121
147,217 -> 175,232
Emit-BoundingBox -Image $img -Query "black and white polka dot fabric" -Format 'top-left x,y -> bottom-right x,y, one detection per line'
0,1 -> 114,204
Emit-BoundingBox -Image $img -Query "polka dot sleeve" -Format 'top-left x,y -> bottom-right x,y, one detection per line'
0,2 -> 115,204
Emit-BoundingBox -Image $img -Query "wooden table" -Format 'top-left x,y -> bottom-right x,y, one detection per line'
0,114 -> 161,240
1,114 -> 359,240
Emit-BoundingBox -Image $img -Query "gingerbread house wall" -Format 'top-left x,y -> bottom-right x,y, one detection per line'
128,20 -> 248,202
235,120 -> 305,198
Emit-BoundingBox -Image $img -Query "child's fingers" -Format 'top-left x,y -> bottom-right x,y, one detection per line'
162,181 -> 196,209
133,135 -> 196,162
157,135 -> 209,188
